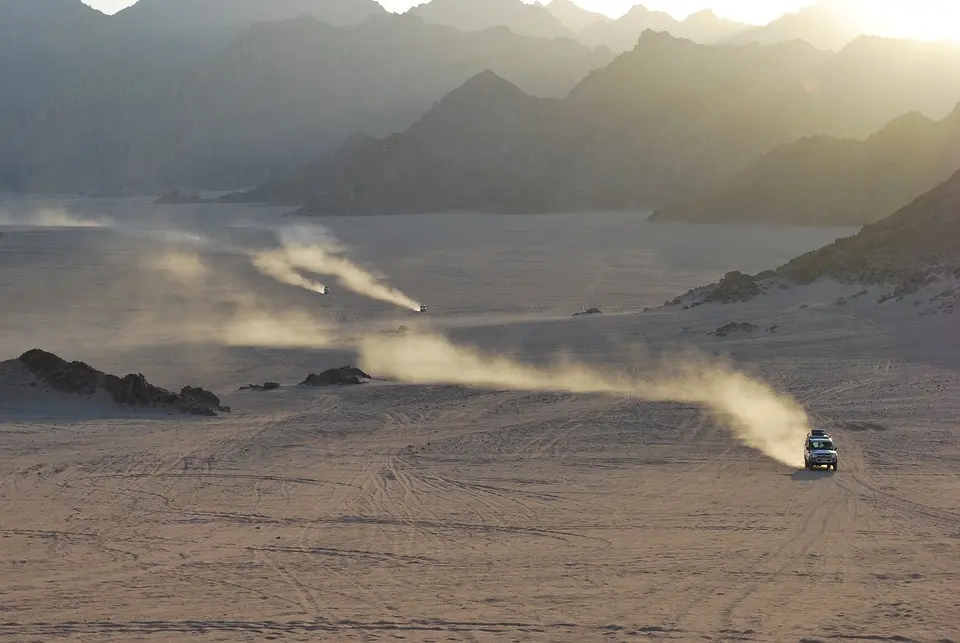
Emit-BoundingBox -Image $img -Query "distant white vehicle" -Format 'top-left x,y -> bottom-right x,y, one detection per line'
323,286 -> 331,295
419,304 -> 428,313
804,428 -> 838,471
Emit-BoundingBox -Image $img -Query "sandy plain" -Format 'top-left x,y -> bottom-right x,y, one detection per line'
0,200 -> 957,642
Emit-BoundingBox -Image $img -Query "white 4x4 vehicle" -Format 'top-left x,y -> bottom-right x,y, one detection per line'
804,429 -> 838,471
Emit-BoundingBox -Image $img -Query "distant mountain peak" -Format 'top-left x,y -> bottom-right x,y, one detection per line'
542,0 -> 611,32
409,0 -> 575,40
450,69 -> 526,97
685,8 -> 718,19
948,101 -> 960,123
623,4 -> 655,16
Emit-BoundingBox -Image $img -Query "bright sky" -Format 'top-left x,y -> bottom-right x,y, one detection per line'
81,0 -> 960,41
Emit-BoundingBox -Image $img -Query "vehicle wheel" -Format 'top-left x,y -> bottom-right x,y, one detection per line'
832,463 -> 838,472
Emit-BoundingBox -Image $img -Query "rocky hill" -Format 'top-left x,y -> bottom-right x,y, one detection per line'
652,105 -> 960,225
665,171 -> 960,309
778,170 -> 960,286
12,349 -> 230,416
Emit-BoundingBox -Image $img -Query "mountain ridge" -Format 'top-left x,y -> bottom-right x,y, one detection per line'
265,32 -> 960,218
651,102 -> 960,226
1,10 -> 613,194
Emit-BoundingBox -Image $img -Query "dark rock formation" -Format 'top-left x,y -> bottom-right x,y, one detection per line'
710,322 -> 759,337
704,271 -> 763,303
155,191 -> 207,204
665,270 -> 785,309
778,170 -> 960,290
573,307 -> 603,316
301,366 -> 372,387
18,349 -> 229,416
239,382 -> 281,392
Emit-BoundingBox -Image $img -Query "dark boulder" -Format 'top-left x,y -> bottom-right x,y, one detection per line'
573,307 -> 603,316
155,191 -> 207,204
180,386 -> 230,415
239,382 -> 281,392
301,366 -> 371,386
704,271 -> 762,303
709,321 -> 759,337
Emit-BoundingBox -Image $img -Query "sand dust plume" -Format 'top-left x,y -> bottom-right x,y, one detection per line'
220,311 -> 337,349
252,250 -> 328,295
146,251 -> 210,283
356,332 -> 811,467
251,225 -> 421,311
0,208 -> 111,228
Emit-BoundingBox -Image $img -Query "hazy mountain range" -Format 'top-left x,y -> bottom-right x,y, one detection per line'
6,0 -> 960,227
0,1 -> 614,193
404,0 -> 871,53
652,105 -> 960,226
243,32 -> 960,219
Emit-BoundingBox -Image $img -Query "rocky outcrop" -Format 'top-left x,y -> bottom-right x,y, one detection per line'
709,322 -> 759,337
18,349 -> 229,416
665,270 -> 784,309
155,191 -> 207,204
301,366 -> 372,387
239,382 -> 281,392
702,271 -> 767,303
573,307 -> 602,316
778,170 -> 960,291
663,170 -> 960,312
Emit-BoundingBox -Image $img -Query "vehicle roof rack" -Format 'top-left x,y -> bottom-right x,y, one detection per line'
807,428 -> 829,438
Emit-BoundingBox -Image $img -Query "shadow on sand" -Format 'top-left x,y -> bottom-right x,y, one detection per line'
788,469 -> 836,481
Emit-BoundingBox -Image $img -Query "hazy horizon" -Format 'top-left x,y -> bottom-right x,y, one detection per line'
77,0 -> 960,42
79,0 -> 813,23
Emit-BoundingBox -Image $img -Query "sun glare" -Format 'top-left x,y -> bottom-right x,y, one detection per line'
849,0 -> 960,42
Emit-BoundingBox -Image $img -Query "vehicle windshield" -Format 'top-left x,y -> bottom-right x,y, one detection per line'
807,440 -> 835,450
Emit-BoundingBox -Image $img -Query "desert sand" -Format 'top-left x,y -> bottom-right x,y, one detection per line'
0,201 -> 957,642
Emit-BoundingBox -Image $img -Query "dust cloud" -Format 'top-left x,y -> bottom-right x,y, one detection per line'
130,228 -> 811,468
356,332 -> 810,467
251,225 -> 422,311
0,208 -> 111,228
252,250 -> 329,295
220,310 -> 337,349
145,251 -> 210,283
